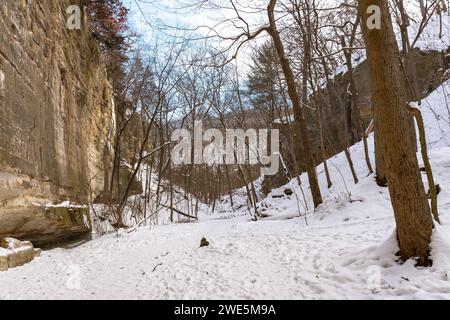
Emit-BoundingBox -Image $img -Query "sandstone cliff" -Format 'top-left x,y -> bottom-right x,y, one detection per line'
0,0 -> 115,245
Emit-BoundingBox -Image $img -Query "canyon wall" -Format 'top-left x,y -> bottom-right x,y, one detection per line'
0,0 -> 115,245
264,48 -> 449,193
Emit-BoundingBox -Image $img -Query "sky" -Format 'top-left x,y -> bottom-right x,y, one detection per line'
123,0 -> 430,46
123,0 -> 271,74
124,0 -> 268,40
122,0 -> 437,78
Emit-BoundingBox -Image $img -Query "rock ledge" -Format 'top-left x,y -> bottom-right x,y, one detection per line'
0,238 -> 41,272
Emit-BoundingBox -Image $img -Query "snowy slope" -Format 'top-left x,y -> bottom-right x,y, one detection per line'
332,15 -> 449,77
421,80 -> 450,149
257,79 -> 450,224
1,81 -> 450,300
411,15 -> 450,52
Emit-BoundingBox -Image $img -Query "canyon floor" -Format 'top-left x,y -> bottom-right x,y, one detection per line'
1,81 -> 450,300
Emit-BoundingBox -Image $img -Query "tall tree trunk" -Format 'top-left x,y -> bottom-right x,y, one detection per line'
359,0 -> 433,265
308,61 -> 332,188
396,0 -> 419,152
267,0 -> 322,208
224,165 -> 235,208
314,92 -> 333,188
168,155 -> 174,222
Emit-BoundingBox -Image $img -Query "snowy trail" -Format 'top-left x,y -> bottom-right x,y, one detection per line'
1,208 -> 449,300
1,214 -> 384,300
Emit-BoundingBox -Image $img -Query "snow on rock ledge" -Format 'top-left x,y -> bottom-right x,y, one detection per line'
0,238 -> 41,272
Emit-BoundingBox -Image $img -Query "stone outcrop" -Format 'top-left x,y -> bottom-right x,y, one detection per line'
0,1 -> 115,244
0,237 -> 41,272
264,48 -> 450,193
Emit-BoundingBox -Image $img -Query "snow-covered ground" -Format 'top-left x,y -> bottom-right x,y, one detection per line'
332,14 -> 449,78
1,80 -> 450,300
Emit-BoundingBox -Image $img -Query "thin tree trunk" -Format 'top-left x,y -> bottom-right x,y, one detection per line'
342,40 -> 374,175
268,0 -> 322,208
319,54 -> 359,185
168,156 -> 174,222
311,83 -> 332,188
341,87 -> 359,184
409,105 -> 440,223
155,125 -> 164,207
224,165 -> 235,208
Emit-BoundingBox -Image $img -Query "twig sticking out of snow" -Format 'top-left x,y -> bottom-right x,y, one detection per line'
152,262 -> 163,272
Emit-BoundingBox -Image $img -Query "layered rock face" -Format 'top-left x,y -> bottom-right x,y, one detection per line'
0,237 -> 41,272
0,0 -> 115,245
264,49 -> 449,193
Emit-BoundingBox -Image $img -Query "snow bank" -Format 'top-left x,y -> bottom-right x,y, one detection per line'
332,15 -> 449,77
411,15 -> 450,52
